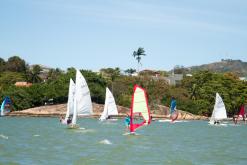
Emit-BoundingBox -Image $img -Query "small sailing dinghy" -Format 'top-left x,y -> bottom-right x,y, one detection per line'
0,96 -> 12,117
68,69 -> 93,129
209,93 -> 227,125
128,85 -> 151,135
99,87 -> 118,121
61,79 -> 75,125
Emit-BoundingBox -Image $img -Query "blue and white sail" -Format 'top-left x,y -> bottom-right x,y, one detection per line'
0,97 -> 12,116
99,87 -> 118,121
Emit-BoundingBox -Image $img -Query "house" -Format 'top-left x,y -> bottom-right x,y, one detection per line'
139,69 -> 184,85
164,74 -> 183,86
15,82 -> 32,87
239,77 -> 247,81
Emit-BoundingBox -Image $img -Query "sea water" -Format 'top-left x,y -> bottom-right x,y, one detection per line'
0,117 -> 247,165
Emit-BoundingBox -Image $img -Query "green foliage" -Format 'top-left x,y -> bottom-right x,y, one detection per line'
1,56 -> 246,118
181,71 -> 247,116
124,68 -> 136,75
27,65 -> 42,83
0,57 -> 6,72
0,86 -> 33,110
46,68 -> 63,82
0,72 -> 26,89
5,56 -> 27,73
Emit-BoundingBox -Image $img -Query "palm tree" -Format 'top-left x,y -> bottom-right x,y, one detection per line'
124,68 -> 136,76
27,65 -> 42,83
133,47 -> 146,72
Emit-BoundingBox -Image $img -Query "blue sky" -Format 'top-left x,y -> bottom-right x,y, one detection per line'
0,0 -> 247,71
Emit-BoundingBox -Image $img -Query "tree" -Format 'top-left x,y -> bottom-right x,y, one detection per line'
27,65 -> 42,83
0,71 -> 26,89
47,68 -> 63,82
173,65 -> 188,74
5,56 -> 27,73
100,67 -> 121,94
124,68 -> 136,76
133,47 -> 146,72
0,57 -> 6,72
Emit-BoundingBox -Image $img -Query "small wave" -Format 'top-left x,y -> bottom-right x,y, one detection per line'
209,123 -> 228,127
122,132 -> 140,136
99,139 -> 112,145
228,124 -> 241,127
158,119 -> 189,123
79,127 -> 86,130
33,134 -> 40,137
76,129 -> 95,133
0,134 -> 8,140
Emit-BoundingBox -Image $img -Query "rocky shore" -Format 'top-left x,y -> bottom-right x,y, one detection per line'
7,103 -> 208,120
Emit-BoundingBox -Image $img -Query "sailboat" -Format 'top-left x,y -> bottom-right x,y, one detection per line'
61,79 -> 75,124
209,93 -> 227,125
129,85 -> 151,134
68,69 -> 93,129
99,87 -> 118,121
238,105 -> 245,118
0,96 -> 12,117
234,104 -> 246,124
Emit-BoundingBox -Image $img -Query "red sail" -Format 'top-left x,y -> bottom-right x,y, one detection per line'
129,85 -> 151,133
238,105 -> 245,117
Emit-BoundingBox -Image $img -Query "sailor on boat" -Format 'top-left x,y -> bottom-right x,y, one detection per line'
124,114 -> 130,132
67,116 -> 72,125
60,116 -> 65,123
214,120 -> 220,125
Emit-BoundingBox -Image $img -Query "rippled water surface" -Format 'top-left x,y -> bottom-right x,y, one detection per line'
0,117 -> 247,165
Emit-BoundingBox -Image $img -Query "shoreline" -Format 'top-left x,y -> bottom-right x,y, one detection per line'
6,103 -> 208,120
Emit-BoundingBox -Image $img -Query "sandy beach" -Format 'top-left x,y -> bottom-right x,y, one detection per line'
7,103 -> 208,120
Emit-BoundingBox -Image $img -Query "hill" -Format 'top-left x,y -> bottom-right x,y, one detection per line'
188,59 -> 247,76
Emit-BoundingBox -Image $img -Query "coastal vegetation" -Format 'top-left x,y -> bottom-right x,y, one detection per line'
0,56 -> 246,117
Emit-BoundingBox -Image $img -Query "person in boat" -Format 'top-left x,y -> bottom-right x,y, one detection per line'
170,96 -> 178,122
59,116 -> 64,123
124,114 -> 131,132
60,116 -> 67,124
232,106 -> 239,124
67,116 -> 72,125
214,120 -> 220,125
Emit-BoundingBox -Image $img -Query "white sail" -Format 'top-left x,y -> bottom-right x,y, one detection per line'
99,87 -> 118,121
0,101 -> 4,116
75,69 -> 93,116
209,93 -> 227,124
72,93 -> 77,125
65,79 -> 75,121
70,70 -> 93,127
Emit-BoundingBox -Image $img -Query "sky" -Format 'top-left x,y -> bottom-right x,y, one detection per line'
0,0 -> 247,71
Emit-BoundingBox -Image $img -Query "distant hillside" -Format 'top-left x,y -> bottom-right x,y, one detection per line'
188,59 -> 247,76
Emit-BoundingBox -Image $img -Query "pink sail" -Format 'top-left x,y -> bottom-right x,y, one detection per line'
130,85 -> 151,133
